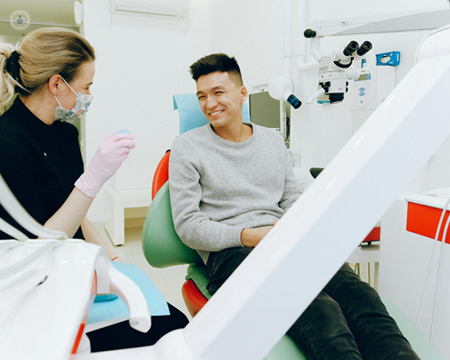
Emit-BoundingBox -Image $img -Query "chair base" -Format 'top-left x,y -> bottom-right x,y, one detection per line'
182,279 -> 208,317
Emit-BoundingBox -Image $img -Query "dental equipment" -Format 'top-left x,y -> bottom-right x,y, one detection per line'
304,28 -> 373,105
0,173 -> 150,359
268,76 -> 302,109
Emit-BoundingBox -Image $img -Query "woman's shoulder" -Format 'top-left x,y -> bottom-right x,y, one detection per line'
0,111 -> 27,147
0,111 -> 41,163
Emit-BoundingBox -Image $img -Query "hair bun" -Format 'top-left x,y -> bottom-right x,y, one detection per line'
5,50 -> 21,82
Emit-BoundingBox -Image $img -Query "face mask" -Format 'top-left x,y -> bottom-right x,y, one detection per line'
54,77 -> 94,123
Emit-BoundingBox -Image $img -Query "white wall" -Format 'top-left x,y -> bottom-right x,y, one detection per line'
82,0 -> 212,221
82,0 -> 450,221
210,0 -> 286,90
308,0 -> 449,19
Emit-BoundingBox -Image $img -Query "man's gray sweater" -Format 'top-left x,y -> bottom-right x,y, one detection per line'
169,123 -> 303,264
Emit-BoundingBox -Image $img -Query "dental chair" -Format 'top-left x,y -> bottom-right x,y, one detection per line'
141,94 -> 441,360
143,94 -> 306,359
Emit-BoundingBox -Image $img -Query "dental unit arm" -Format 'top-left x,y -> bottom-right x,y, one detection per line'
0,173 -> 150,360
304,28 -> 373,104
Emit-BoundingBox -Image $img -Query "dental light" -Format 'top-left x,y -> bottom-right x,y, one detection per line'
304,29 -> 373,105
268,76 -> 302,109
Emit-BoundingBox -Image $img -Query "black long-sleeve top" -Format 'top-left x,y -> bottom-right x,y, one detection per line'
0,97 -> 85,239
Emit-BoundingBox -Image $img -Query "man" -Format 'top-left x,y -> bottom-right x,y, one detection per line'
169,53 -> 419,359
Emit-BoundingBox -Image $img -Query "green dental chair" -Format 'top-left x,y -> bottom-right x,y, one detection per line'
143,173 -> 306,360
141,94 -> 442,360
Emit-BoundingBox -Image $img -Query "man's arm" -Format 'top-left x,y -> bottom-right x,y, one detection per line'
279,145 -> 304,212
240,140 -> 301,248
169,137 -> 244,252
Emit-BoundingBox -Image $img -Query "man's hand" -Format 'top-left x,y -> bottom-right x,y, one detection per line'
240,219 -> 279,247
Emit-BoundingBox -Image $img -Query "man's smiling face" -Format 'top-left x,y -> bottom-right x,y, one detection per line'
196,71 -> 246,129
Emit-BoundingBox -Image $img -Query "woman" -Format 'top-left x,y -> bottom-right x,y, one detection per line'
0,27 -> 188,352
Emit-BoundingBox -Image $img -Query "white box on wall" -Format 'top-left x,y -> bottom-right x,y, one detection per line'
351,65 -> 396,134
352,65 -> 396,110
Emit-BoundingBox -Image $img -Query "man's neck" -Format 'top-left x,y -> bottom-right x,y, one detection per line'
212,122 -> 253,143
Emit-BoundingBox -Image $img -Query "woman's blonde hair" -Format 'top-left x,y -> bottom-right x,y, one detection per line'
0,27 -> 95,114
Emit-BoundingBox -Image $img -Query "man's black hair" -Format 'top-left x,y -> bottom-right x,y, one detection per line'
189,53 -> 243,86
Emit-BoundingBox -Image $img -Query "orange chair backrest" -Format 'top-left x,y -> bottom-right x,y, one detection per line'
152,150 -> 171,200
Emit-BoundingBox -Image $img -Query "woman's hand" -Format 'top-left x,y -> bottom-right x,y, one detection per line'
75,132 -> 135,198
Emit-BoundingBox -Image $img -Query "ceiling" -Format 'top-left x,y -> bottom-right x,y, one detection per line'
0,0 -> 78,37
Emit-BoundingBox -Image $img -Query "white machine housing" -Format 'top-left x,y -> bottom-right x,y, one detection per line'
0,240 -> 150,360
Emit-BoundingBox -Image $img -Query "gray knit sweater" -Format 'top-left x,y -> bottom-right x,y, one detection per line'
169,123 -> 303,264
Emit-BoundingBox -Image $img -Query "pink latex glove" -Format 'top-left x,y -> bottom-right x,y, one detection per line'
75,133 -> 135,198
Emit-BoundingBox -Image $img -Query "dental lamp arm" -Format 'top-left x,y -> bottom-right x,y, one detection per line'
310,37 -> 331,67
0,217 -> 28,241
306,88 -> 326,105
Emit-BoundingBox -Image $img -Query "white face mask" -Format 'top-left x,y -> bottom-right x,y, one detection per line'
54,77 -> 94,123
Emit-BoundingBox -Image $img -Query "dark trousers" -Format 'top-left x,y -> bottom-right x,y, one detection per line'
206,247 -> 420,360
87,303 -> 189,352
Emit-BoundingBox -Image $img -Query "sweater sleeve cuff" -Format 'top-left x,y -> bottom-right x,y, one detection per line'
224,226 -> 245,249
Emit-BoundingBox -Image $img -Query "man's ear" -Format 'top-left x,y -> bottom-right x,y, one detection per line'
240,86 -> 248,103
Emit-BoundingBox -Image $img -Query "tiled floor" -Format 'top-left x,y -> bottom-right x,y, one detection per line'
93,222 -> 192,319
